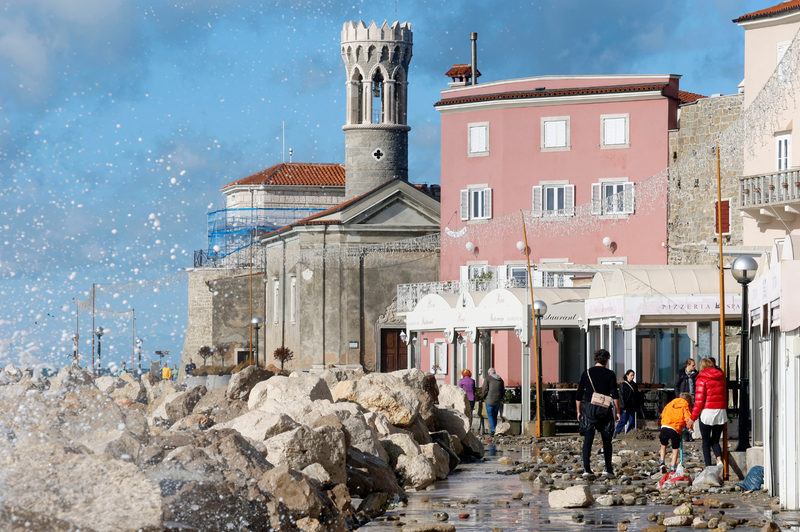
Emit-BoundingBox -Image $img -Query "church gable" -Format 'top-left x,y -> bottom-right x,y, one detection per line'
341,182 -> 440,228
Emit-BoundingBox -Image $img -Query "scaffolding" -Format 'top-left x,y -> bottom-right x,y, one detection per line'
206,207 -> 325,258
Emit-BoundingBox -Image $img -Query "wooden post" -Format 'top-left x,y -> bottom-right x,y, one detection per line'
249,231 -> 253,365
715,137 -> 729,480
521,211 -> 542,437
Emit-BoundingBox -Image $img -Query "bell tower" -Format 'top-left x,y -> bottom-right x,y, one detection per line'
341,20 -> 413,200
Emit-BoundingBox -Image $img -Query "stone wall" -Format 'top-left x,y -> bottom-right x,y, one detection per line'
225,187 -> 345,211
344,127 -> 409,199
667,94 -> 744,267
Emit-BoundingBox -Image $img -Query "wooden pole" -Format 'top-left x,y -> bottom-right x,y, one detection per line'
76,301 -> 79,363
92,284 -> 96,375
521,211 -> 542,438
249,231 -> 253,365
715,137 -> 729,480
132,309 -> 135,377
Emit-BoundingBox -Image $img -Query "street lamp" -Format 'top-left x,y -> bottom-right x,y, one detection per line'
532,299 -> 547,436
731,255 -> 758,452
251,317 -> 263,367
94,327 -> 104,376
135,337 -> 143,377
70,333 -> 79,366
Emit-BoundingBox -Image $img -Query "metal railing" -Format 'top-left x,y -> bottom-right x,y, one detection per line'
740,169 -> 800,209
397,277 -> 527,313
194,245 -> 265,269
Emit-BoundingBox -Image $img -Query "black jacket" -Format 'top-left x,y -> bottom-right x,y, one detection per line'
482,374 -> 505,406
674,368 -> 697,396
619,380 -> 638,411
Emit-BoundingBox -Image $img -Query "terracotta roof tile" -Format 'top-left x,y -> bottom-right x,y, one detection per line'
445,64 -> 482,79
678,90 -> 707,104
435,83 -> 669,107
734,0 -> 800,23
223,162 -> 345,189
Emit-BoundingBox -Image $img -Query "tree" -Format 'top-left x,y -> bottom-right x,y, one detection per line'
213,343 -> 232,365
273,346 -> 294,370
198,346 -> 212,366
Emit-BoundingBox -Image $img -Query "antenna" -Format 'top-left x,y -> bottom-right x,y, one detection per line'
395,0 -> 398,22
289,148 -> 293,163
282,121 -> 285,163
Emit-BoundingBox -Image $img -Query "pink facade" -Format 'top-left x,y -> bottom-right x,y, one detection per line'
418,74 -> 681,388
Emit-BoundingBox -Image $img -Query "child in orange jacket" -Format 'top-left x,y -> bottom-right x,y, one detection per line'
659,393 -> 694,474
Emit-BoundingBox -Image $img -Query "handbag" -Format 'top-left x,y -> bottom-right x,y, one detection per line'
588,369 -> 613,409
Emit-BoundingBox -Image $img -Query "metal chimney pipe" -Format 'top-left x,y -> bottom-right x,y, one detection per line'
470,32 -> 478,85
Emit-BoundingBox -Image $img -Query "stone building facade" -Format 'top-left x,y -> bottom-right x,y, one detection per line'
667,93 -> 745,266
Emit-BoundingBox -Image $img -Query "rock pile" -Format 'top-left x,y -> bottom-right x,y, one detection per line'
0,364 -> 482,531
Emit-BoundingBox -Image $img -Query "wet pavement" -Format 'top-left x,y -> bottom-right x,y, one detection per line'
361,438 -> 800,532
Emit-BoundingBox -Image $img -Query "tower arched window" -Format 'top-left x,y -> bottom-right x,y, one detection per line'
371,70 -> 384,124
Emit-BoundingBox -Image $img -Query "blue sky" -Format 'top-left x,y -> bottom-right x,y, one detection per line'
0,0 -> 768,369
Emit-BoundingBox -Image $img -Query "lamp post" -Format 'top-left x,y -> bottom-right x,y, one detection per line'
251,317 -> 263,367
70,333 -> 79,366
135,337 -> 143,377
533,299 -> 547,437
731,255 -> 758,452
94,327 -> 104,376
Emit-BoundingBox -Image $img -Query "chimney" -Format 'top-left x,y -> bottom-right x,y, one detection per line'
470,32 -> 478,85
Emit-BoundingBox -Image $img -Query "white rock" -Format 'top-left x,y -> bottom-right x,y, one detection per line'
389,368 -> 427,389
548,485 -> 595,508
495,421 -> 512,435
663,516 -> 693,527
77,429 -> 143,461
437,408 -> 471,441
420,443 -> 450,480
595,494 -> 615,506
396,453 -> 436,489
356,385 -> 420,427
96,376 -> 126,393
265,425 -> 346,485
437,384 -> 471,419
49,365 -> 96,391
381,433 -> 422,461
216,410 -> 299,441
249,374 -> 332,410
149,391 -> 183,423
302,463 -> 333,488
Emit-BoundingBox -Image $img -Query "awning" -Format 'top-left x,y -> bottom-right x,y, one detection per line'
585,267 -> 742,329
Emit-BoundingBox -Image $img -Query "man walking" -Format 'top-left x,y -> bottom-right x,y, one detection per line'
482,368 -> 505,437
185,358 -> 196,377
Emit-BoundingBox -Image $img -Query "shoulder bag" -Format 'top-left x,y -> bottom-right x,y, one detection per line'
588,369 -> 613,409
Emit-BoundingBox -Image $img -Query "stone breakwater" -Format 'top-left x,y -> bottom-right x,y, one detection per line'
0,363 -> 483,531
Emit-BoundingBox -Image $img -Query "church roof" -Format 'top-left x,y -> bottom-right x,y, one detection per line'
222,162 -> 345,189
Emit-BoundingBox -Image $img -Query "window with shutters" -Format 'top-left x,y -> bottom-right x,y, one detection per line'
541,116 -> 570,152
591,180 -> 634,215
460,186 -> 492,221
467,122 -> 489,157
776,133 -> 791,171
533,183 -> 575,217
508,266 -> 529,288
715,199 -> 731,235
430,341 -> 448,375
600,113 -> 629,149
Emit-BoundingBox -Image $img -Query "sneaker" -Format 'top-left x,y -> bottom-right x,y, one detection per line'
600,471 -> 615,479
582,472 -> 596,481
660,463 -> 668,475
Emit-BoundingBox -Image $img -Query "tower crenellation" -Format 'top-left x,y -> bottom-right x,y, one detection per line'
341,20 -> 413,200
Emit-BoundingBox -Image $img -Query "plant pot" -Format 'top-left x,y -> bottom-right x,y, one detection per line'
184,376 -> 207,389
206,374 -> 232,390
503,403 -> 523,421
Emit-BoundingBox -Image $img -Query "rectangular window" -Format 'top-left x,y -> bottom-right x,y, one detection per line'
541,117 -> 570,151
508,266 -> 529,288
532,184 -> 575,217
430,341 -> 448,375
591,181 -> 634,215
715,199 -> 730,235
777,133 -> 791,171
468,122 -> 489,156
273,280 -> 280,324
290,276 -> 297,323
460,187 -> 492,220
601,114 -> 629,148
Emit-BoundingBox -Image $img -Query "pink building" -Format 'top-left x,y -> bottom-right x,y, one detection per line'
404,70 -> 704,394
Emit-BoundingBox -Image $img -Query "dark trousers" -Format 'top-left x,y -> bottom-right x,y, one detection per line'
698,420 -> 724,466
582,425 -> 613,474
615,411 -> 635,434
486,403 -> 500,435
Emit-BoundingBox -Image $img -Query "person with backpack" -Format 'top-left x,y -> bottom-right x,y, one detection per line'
576,349 -> 620,479
616,369 -> 638,436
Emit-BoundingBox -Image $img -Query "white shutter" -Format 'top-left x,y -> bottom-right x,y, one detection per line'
430,344 -> 436,374
604,118 -> 626,145
544,122 -> 556,148
564,184 -> 575,217
470,126 -> 486,153
478,126 -> 487,152
532,269 -> 544,287
555,120 -> 567,147
460,190 -> 469,220
591,183 -> 602,215
497,264 -> 508,288
563,274 -> 574,288
622,182 -> 635,214
460,266 -> 468,284
532,186 -> 543,217
483,188 -> 492,219
440,343 -> 448,375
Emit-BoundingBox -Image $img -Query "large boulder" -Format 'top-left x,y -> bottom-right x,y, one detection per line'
346,448 -> 403,497
421,443 -> 450,480
150,391 -> 183,422
429,431 -> 461,472
390,368 -> 427,389
164,385 -> 207,423
1,443 -> 162,531
320,367 -> 364,390
96,375 -> 125,393
110,379 -> 146,404
380,433 -> 422,466
147,380 -> 182,412
354,385 -> 420,427
258,465 -> 347,532
162,480 -> 264,532
548,486 -> 595,508
249,374 -> 332,410
437,384 -> 471,419
193,386 -> 249,424
226,366 -> 274,401
413,388 -> 439,431
407,415 -> 432,446
437,409 -> 470,441
76,429 -> 143,461
216,410 -> 299,442
49,365 -> 95,392
396,453 -> 436,489
461,430 -> 484,458
265,425 -> 347,485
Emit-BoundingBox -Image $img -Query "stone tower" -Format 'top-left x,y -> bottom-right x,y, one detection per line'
341,20 -> 412,200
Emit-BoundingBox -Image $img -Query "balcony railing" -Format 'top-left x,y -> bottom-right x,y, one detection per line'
740,170 -> 800,221
397,277 -> 527,313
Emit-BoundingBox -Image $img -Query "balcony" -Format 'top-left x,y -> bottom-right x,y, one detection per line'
740,170 -> 800,222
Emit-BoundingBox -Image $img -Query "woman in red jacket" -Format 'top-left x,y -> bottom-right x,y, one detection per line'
690,358 -> 728,467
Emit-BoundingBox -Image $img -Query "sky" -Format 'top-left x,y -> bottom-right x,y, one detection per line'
0,0 -> 769,370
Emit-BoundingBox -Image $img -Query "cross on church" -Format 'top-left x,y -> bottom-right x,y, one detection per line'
373,148 -> 384,160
